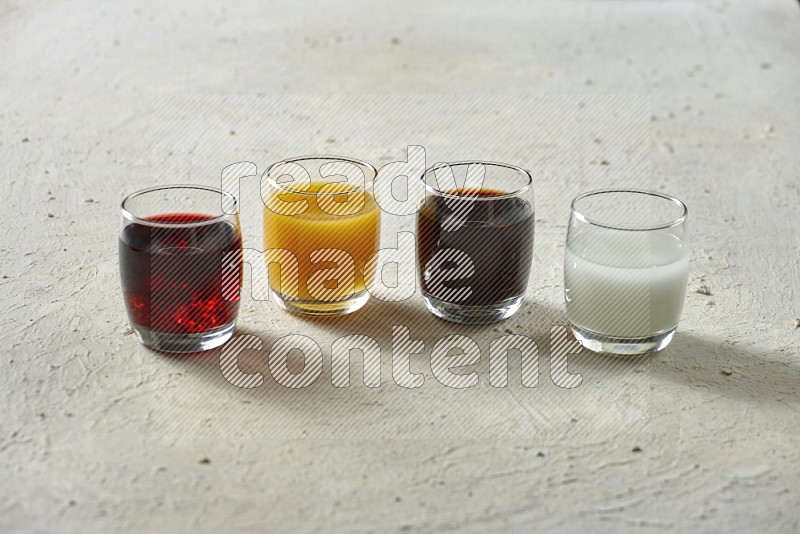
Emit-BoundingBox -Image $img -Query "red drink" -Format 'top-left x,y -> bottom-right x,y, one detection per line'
119,213 -> 242,339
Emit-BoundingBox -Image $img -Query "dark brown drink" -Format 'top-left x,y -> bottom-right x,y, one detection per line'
417,188 -> 534,307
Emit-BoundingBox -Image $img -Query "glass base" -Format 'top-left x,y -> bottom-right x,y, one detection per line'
569,323 -> 676,355
132,321 -> 236,353
271,288 -> 370,317
422,294 -> 524,324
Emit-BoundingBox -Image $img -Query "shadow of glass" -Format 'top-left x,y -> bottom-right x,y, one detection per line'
291,294 -> 569,345
155,297 -> 657,400
143,304 -> 670,440
652,332 -> 800,404
152,324 -> 396,411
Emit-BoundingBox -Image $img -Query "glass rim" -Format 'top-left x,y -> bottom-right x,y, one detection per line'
264,155 -> 378,196
421,160 -> 533,201
121,185 -> 238,228
570,188 -> 688,231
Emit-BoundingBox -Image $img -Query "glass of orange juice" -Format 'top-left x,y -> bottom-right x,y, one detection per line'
262,155 -> 381,316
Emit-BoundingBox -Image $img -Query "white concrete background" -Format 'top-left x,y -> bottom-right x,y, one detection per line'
1,0 -> 799,532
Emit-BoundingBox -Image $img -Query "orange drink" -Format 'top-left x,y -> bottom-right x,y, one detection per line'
262,156 -> 380,316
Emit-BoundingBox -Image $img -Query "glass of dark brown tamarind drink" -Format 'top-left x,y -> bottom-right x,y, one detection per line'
417,161 -> 534,324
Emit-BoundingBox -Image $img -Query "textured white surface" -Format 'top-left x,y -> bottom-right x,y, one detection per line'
2,0 -> 799,532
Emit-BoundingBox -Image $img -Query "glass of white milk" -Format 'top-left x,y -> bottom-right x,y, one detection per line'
564,190 -> 689,355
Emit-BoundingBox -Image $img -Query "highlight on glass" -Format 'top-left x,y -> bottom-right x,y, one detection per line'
119,185 -> 243,352
262,155 -> 381,317
564,189 -> 689,355
417,161 -> 535,324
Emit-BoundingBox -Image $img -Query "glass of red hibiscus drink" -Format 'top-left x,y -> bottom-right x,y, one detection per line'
120,185 -> 242,352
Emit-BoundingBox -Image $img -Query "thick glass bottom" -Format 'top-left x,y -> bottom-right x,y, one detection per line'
569,323 -> 676,355
132,321 -> 236,353
422,294 -> 524,324
271,288 -> 370,317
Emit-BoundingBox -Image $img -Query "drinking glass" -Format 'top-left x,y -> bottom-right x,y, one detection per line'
564,189 -> 689,355
262,155 -> 381,316
120,186 -> 242,352
417,161 -> 534,323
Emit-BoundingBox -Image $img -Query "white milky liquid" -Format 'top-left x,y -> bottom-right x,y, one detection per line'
564,230 -> 689,339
